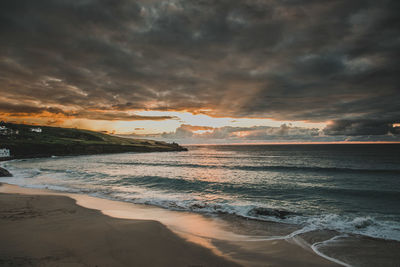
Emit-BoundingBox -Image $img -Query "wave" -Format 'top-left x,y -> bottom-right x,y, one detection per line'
114,176 -> 400,202
6,162 -> 400,210
3,167 -> 400,242
116,194 -> 400,242
311,235 -> 352,267
235,165 -> 400,174
104,161 -> 400,174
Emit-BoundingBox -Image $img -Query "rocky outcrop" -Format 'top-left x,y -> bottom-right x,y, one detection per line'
248,207 -> 297,219
0,167 -> 12,177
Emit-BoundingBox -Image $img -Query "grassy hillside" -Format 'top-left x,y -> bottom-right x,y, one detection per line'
0,122 -> 186,159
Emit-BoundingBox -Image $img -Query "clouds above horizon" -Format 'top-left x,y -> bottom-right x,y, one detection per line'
162,123 -> 320,140
156,123 -> 400,143
0,0 -> 399,139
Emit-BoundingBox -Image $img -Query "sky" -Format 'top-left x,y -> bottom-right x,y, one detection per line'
0,0 -> 399,143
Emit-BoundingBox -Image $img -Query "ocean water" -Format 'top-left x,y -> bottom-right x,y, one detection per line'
2,144 -> 400,244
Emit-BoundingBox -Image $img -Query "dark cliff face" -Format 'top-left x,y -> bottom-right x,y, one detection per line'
0,167 -> 12,177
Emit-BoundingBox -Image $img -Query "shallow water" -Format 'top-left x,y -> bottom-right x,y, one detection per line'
2,144 -> 400,266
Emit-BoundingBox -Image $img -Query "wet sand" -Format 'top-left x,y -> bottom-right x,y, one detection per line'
0,193 -> 239,266
0,183 -> 340,266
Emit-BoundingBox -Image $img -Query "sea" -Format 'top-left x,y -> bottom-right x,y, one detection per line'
1,144 -> 400,266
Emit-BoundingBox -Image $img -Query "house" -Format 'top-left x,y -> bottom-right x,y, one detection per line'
0,127 -> 18,136
0,148 -> 10,158
30,127 -> 42,133
0,126 -> 9,135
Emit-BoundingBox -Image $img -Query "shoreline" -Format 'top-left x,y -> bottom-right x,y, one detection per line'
0,183 -> 340,266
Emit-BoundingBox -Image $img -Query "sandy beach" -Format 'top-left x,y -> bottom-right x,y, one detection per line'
0,183 -> 341,267
0,190 -> 239,266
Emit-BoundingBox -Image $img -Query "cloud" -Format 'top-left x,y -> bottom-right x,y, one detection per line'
161,124 -> 214,139
155,121 -> 400,143
323,120 -> 400,136
161,124 -> 323,142
0,101 -> 176,121
0,0 -> 399,130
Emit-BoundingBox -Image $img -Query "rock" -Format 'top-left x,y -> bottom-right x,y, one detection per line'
249,207 -> 297,219
0,167 -> 12,177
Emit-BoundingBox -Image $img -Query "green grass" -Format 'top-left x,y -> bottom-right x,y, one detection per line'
0,122 -> 186,159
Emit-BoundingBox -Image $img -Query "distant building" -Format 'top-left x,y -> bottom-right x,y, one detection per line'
0,126 -> 8,135
0,127 -> 19,136
0,148 -> 10,158
30,127 -> 42,133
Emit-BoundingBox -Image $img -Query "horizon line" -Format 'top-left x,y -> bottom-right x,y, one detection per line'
182,141 -> 400,146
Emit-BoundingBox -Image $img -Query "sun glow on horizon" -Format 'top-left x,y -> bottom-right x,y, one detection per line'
1,111 -> 328,136
135,111 -> 327,132
192,129 -> 214,135
2,109 -> 329,137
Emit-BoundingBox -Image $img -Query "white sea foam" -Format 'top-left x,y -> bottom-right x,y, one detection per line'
81,192 -> 400,242
311,235 -> 352,267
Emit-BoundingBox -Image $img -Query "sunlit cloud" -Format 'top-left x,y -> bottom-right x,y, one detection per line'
136,111 -> 327,130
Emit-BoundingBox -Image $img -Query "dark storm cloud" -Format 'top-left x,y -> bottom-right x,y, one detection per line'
323,120 -> 400,136
0,100 -> 176,121
158,122 -> 400,143
0,101 -> 67,115
0,0 -> 399,136
74,111 -> 176,121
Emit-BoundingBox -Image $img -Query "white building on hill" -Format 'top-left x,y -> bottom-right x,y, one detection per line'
0,148 -> 10,158
30,127 -> 42,133
0,126 -> 9,135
